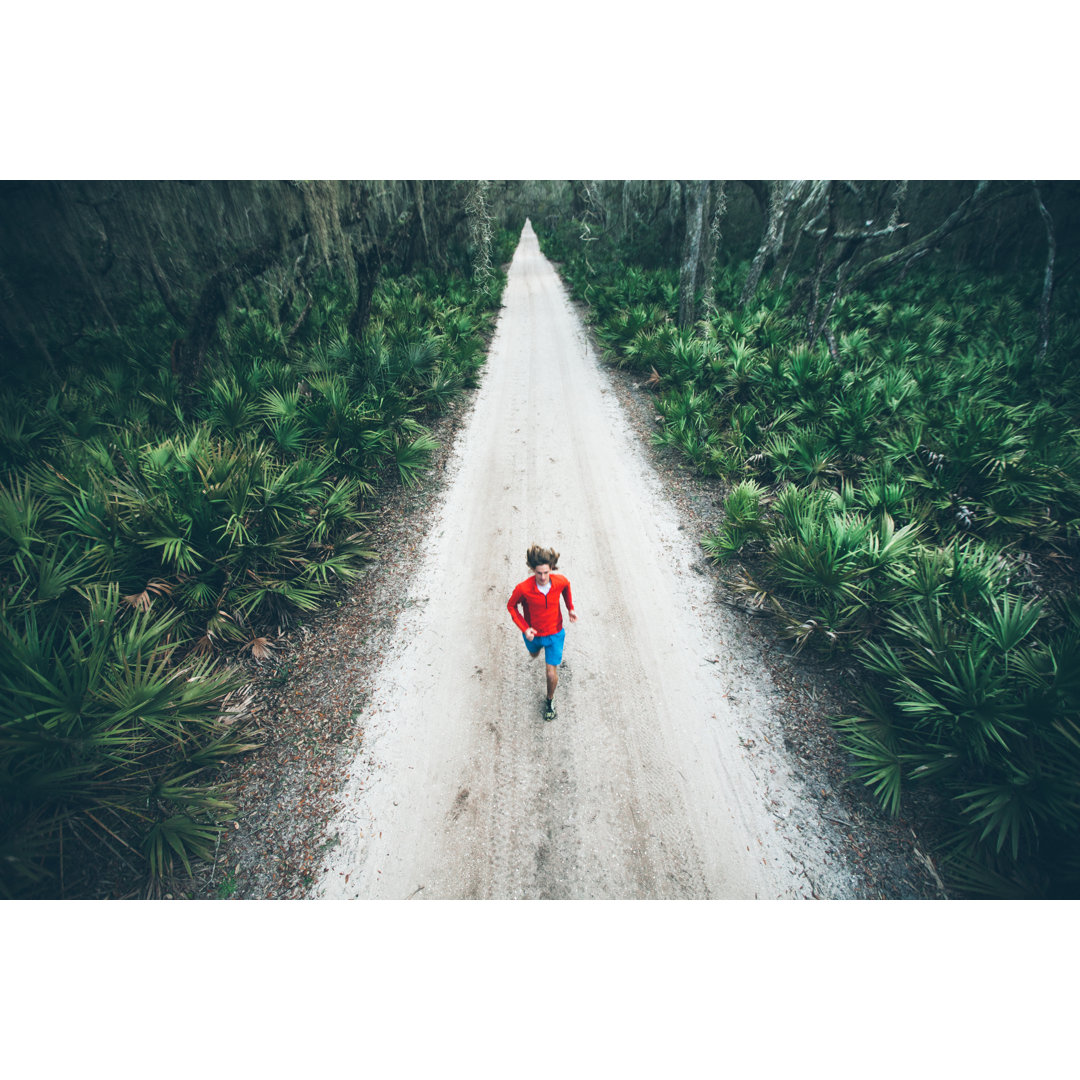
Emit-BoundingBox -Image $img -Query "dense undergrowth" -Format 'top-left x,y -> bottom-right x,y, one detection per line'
0,242 -> 512,898
540,225 -> 1080,898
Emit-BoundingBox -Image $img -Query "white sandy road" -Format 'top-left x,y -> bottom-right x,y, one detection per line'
316,221 -> 858,900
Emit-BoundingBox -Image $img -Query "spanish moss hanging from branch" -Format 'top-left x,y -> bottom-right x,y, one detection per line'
465,180 -> 493,286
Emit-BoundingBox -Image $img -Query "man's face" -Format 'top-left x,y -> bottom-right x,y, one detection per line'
532,563 -> 551,587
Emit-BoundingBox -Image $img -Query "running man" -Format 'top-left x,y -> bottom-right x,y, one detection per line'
507,544 -> 578,720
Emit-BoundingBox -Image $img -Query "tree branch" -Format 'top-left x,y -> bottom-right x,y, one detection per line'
844,182 -> 1026,293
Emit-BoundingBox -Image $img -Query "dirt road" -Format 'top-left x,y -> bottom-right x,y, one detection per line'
316,221 -> 855,899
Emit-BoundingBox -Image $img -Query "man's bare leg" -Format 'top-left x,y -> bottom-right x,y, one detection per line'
546,664 -> 558,701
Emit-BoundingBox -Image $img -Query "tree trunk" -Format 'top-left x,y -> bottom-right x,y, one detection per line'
173,227 -> 305,389
1033,182 -> 1056,362
347,246 -> 379,339
678,181 -> 711,329
702,182 -> 727,318
405,180 -> 433,271
739,181 -> 811,307
843,181 -> 1017,292
742,180 -> 772,219
0,265 -> 58,380
50,183 -> 120,334
806,183 -> 837,344
286,289 -> 314,345
814,249 -> 858,359
142,227 -> 187,327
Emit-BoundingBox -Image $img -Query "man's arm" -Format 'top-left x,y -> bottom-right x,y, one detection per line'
562,579 -> 578,623
507,586 -> 530,634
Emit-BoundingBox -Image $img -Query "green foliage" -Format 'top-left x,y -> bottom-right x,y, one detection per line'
216,868 -> 238,899
702,480 -> 768,560
0,562 -> 252,896
0,257 -> 504,895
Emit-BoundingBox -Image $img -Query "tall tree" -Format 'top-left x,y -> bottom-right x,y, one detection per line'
677,181 -> 714,328
739,181 -> 813,307
1032,181 -> 1056,362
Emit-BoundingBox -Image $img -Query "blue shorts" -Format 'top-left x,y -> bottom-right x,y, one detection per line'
523,628 -> 565,666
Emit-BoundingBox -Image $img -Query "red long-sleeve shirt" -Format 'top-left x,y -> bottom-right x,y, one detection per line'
507,574 -> 574,637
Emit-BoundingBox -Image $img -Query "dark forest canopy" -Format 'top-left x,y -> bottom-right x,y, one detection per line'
2,180 -> 1077,389
532,180 -> 1080,345
0,180 -> 500,387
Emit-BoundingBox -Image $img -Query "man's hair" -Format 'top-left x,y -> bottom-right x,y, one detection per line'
526,544 -> 559,570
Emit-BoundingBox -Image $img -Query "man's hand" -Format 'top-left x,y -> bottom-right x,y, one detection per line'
525,627 -> 537,641
568,609 -> 578,623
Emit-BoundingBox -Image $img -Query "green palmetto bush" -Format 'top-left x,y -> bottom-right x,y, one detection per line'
597,304 -> 670,357
621,322 -> 680,376
1,257 -> 504,895
707,337 -> 763,402
261,386 -> 308,455
771,493 -> 912,646
0,404 -> 49,471
52,428 -> 376,648
201,373 -> 262,436
665,337 -> 713,388
0,589 -> 254,896
825,385 -> 881,462
392,430 -> 440,488
839,586 -> 1080,895
702,480 -> 769,560
769,429 -> 841,488
304,375 -> 398,489
0,478 -> 255,897
857,466 -> 915,522
422,366 -> 466,416
652,386 -> 722,472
